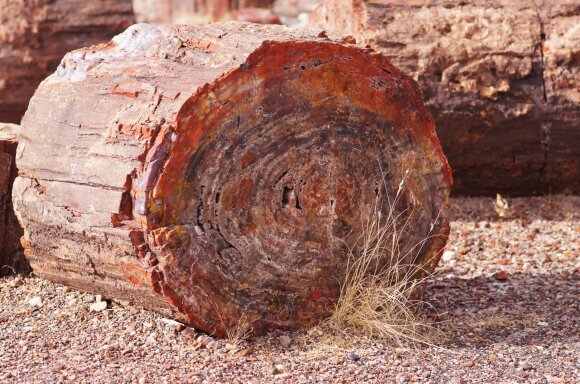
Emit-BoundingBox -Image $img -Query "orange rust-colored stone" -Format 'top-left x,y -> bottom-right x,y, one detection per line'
14,23 -> 451,336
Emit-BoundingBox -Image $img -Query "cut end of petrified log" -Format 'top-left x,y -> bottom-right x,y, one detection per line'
15,23 -> 451,336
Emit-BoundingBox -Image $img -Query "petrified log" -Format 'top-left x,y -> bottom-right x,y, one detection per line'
232,8 -> 282,25
312,0 -> 580,195
14,23 -> 451,336
0,0 -> 135,124
274,0 -> 322,26
134,0 -> 276,23
0,124 -> 28,276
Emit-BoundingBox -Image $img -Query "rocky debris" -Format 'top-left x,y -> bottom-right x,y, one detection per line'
441,250 -> 456,262
89,301 -> 108,312
157,318 -> 186,333
0,196 -> 578,383
278,335 -> 292,347
27,297 -> 42,307
347,352 -> 360,362
492,271 -> 509,281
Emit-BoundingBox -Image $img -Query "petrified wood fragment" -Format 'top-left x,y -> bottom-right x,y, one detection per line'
0,0 -> 135,124
14,23 -> 451,336
0,124 -> 28,276
312,0 -> 580,195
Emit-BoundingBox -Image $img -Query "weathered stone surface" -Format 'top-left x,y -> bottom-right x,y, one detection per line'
312,0 -> 580,195
0,124 -> 28,276
14,22 -> 451,336
134,0 -> 276,23
0,0 -> 135,124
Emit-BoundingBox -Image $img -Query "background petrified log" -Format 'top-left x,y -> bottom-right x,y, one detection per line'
14,23 -> 451,336
312,0 -> 580,195
133,0 -> 277,24
0,124 -> 28,276
274,0 -> 322,26
0,0 -> 135,124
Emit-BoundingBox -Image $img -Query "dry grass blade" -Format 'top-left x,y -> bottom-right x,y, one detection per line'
223,314 -> 254,346
312,174 -> 445,351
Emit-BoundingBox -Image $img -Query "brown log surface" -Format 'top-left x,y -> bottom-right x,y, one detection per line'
14,22 -> 451,336
312,0 -> 580,195
0,124 -> 27,276
0,0 -> 135,123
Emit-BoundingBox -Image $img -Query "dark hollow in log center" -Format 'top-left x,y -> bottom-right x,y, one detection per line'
138,41 -> 447,334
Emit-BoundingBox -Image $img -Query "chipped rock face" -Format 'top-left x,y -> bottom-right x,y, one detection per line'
312,0 -> 580,195
14,23 -> 451,336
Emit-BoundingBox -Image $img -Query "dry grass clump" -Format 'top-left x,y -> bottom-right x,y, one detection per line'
309,176 -> 444,350
216,311 -> 254,346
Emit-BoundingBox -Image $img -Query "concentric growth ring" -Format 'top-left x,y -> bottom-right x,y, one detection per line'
143,41 -> 451,335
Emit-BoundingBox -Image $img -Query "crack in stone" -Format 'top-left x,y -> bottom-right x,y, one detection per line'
533,1 -> 551,185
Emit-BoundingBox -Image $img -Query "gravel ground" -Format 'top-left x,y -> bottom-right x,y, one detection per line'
1,196 -> 578,384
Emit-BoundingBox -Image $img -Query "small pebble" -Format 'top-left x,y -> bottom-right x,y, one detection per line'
89,301 -> 107,312
28,296 -> 42,307
82,295 -> 94,303
442,250 -> 456,262
492,271 -> 509,281
278,335 -> 292,347
347,352 -> 360,362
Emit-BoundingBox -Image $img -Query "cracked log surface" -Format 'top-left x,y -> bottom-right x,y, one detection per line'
0,0 -> 135,124
312,0 -> 580,195
0,124 -> 27,276
133,0 -> 276,24
14,22 -> 451,336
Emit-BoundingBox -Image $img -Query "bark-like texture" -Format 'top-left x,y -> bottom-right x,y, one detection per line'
0,124 -> 28,276
134,0 -> 276,23
0,0 -> 135,124
14,22 -> 451,336
312,0 -> 580,195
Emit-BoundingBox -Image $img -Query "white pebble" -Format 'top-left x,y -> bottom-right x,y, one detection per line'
442,251 -> 456,262
28,296 -> 43,307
